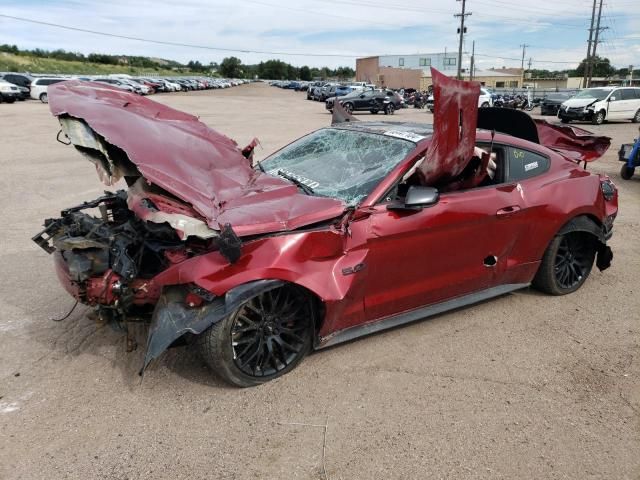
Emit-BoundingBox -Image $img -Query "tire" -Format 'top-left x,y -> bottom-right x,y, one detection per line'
5,97 -> 15,104
384,103 -> 395,115
343,102 -> 354,114
592,110 -> 605,125
481,102 -> 490,108
370,109 -> 379,114
560,118 -> 570,124
620,165 -> 635,180
39,92 -> 48,104
532,231 -> 596,296
632,109 -> 640,123
197,284 -> 314,387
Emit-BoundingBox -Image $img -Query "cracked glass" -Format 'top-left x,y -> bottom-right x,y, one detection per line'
260,128 -> 415,206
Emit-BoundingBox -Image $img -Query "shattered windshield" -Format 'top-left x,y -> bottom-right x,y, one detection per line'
573,88 -> 611,100
260,128 -> 415,206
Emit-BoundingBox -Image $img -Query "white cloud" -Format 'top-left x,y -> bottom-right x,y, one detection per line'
0,0 -> 638,69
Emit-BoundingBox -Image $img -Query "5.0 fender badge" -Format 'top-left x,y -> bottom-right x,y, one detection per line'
342,263 -> 366,276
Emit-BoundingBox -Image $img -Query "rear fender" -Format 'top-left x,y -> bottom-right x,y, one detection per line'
556,215 -> 612,271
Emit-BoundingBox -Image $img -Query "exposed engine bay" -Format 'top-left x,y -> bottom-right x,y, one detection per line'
33,191 -> 227,328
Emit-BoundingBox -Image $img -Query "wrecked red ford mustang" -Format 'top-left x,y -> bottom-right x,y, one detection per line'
34,71 -> 617,387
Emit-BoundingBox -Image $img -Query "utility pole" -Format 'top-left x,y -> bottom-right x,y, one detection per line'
455,0 -> 471,80
588,0 -> 607,87
520,44 -> 529,87
583,0 -> 597,88
470,40 -> 475,81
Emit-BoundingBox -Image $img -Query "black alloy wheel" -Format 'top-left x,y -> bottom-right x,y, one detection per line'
553,235 -> 594,290
533,231 -> 596,295
231,287 -> 312,377
198,284 -> 314,387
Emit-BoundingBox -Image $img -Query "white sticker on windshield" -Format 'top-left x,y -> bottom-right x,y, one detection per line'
383,130 -> 425,142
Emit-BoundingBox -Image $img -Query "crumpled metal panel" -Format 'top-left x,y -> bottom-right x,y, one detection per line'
419,68 -> 480,185
533,119 -> 611,162
48,81 -> 346,237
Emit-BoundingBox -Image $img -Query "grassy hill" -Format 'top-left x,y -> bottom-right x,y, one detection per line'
0,52 -> 190,76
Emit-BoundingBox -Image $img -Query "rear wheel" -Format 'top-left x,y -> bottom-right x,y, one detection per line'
560,118 -> 570,124
620,165 -> 635,180
632,109 -> 640,123
197,284 -> 314,387
481,102 -> 490,108
39,92 -> 48,103
370,109 -> 379,114
384,103 -> 395,115
533,232 -> 596,295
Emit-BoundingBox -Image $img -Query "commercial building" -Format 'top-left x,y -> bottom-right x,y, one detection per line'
356,53 -> 522,90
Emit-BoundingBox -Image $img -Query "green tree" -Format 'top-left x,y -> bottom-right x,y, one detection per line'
219,56 -> 243,78
573,56 -> 616,78
299,65 -> 311,81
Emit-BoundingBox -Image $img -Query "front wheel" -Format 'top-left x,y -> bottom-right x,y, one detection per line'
370,109 -> 379,114
197,284 -> 314,387
592,110 -> 605,125
481,102 -> 490,108
620,165 -> 635,180
343,102 -> 354,114
632,109 -> 640,123
560,118 -> 570,124
532,232 -> 596,295
384,103 -> 395,115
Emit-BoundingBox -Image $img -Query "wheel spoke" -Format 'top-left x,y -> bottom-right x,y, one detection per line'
231,287 -> 310,378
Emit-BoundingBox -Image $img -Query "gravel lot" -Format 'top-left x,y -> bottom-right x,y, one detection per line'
0,82 -> 638,480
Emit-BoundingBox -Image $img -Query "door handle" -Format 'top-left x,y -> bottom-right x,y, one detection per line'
496,205 -> 521,216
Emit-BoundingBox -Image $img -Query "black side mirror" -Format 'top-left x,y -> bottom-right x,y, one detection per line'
388,185 -> 439,211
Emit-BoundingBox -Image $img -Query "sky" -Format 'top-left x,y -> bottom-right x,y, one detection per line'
1,0 -> 639,71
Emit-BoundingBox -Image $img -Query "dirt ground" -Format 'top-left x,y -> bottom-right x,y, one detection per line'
0,82 -> 638,480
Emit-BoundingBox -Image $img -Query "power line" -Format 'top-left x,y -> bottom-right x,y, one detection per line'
0,13 -> 359,58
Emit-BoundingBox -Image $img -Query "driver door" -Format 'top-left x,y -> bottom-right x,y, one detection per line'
359,184 -> 528,322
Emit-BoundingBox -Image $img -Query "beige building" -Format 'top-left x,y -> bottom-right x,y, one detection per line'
356,54 -> 522,90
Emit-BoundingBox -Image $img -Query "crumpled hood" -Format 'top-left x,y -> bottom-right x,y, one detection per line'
48,81 -> 346,237
561,97 -> 599,108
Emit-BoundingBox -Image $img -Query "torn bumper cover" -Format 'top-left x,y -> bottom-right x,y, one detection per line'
143,280 -> 285,371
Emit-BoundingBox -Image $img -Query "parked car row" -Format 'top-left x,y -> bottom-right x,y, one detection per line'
0,72 -> 252,104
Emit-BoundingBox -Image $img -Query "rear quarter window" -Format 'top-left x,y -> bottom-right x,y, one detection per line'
508,147 -> 550,181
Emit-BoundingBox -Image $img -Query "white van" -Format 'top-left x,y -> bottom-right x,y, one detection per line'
30,77 -> 65,103
558,87 -> 640,125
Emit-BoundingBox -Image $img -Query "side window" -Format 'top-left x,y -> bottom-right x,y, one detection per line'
508,148 -> 549,181
40,79 -> 52,86
620,89 -> 635,101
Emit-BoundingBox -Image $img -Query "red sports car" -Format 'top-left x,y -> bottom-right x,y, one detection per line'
34,71 -> 617,387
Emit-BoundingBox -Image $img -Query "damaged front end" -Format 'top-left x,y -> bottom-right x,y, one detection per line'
32,190 -> 235,328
